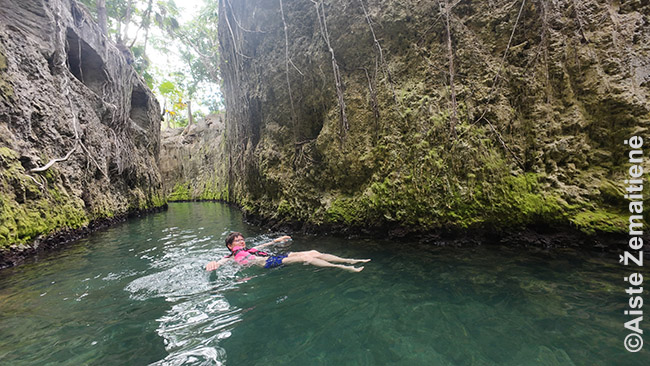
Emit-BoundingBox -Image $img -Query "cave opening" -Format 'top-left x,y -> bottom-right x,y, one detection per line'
65,28 -> 108,96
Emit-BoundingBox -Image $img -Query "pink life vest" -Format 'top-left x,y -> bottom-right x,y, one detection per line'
226,246 -> 269,265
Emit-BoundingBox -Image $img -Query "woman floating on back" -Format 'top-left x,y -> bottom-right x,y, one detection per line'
205,232 -> 370,272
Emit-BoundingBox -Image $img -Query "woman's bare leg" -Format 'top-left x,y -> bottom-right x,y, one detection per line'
316,252 -> 371,264
289,250 -> 370,264
283,253 -> 364,272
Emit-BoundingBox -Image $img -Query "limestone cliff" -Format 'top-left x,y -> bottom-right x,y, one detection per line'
218,0 -> 649,236
160,114 -> 229,202
0,0 -> 164,267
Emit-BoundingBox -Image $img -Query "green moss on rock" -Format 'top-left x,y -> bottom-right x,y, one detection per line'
570,209 -> 628,235
168,183 -> 191,201
0,148 -> 89,249
0,49 -> 13,100
325,197 -> 365,226
151,192 -> 167,208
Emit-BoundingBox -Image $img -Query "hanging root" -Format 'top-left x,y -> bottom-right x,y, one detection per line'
26,174 -> 45,190
359,0 -> 398,105
481,0 -> 527,116
441,0 -> 458,138
279,0 -> 297,135
312,0 -> 348,140
360,67 -> 379,126
30,145 -> 77,173
455,0 -> 526,138
570,0 -> 589,43
483,117 -> 525,170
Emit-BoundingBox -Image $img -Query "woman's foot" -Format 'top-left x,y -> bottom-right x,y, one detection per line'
345,265 -> 364,273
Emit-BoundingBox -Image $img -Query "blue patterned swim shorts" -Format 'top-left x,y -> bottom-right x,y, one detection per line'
264,255 -> 288,269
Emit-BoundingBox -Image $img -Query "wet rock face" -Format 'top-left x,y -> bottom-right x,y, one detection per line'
0,0 -> 163,266
219,0 -> 649,234
159,114 -> 229,202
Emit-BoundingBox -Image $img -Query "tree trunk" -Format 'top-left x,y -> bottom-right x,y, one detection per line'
143,0 -> 153,53
123,0 -> 133,45
187,100 -> 193,125
163,100 -> 170,129
97,0 -> 108,37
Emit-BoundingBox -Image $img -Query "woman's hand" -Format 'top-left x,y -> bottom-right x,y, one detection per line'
255,236 -> 293,250
205,261 -> 220,271
274,235 -> 292,243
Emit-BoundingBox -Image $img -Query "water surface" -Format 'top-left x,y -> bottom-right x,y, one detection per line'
0,202 -> 646,365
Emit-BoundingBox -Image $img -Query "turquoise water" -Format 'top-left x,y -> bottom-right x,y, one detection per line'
0,202 -> 647,365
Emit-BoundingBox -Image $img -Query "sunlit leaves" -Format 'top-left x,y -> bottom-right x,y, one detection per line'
158,80 -> 177,95
78,0 -> 223,126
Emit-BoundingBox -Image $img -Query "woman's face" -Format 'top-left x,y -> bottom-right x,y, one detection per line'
231,235 -> 246,248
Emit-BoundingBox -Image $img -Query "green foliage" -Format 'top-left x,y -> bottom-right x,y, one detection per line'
130,44 -> 150,76
277,199 -> 293,217
80,0 -> 223,123
151,192 -> 168,208
158,80 -> 176,95
177,1 -> 219,87
158,77 -> 188,126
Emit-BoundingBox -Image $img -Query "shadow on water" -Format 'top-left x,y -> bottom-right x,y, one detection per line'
0,202 -> 647,365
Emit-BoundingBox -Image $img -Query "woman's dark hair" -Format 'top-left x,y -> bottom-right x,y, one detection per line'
225,232 -> 243,250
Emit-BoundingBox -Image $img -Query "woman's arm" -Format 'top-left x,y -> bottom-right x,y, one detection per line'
253,235 -> 292,250
206,257 -> 230,271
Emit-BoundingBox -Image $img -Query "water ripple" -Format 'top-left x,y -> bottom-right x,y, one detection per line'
122,223 -> 264,365
1,203 -> 636,366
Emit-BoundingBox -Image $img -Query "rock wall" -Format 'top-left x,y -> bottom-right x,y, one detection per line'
0,0 -> 164,267
218,0 -> 649,236
160,114 -> 229,202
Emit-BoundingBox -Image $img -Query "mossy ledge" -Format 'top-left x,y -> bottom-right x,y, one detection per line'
238,178 -> 632,253
0,146 -> 167,268
0,203 -> 167,269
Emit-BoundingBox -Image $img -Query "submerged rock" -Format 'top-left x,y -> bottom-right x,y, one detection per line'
0,0 -> 164,267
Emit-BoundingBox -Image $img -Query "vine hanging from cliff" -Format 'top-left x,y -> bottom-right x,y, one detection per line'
312,0 -> 349,141
476,0 -> 527,123
279,0 -> 298,139
38,0 -> 109,180
454,0 -> 527,170
358,0 -> 397,106
441,0 -> 458,139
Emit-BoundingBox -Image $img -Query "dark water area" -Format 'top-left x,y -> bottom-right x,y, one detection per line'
0,202 -> 647,365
